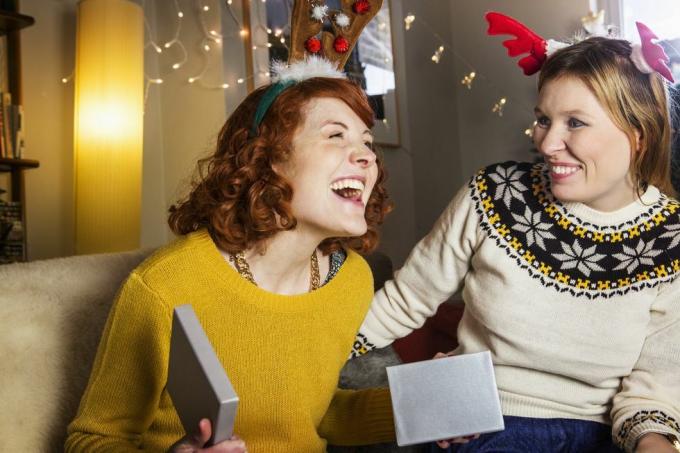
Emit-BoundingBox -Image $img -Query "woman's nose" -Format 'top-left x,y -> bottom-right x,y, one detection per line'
350,143 -> 377,167
536,127 -> 566,156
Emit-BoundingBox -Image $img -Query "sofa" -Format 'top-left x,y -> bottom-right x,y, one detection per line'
0,249 -> 461,452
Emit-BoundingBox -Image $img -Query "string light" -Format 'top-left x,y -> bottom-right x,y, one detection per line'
525,120 -> 538,137
461,71 -> 476,89
431,45 -> 444,63
404,13 -> 415,30
492,98 -> 507,116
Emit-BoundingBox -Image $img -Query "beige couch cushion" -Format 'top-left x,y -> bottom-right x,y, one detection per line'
0,249 -> 152,452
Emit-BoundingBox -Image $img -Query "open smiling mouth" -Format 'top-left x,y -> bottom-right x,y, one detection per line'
330,179 -> 365,204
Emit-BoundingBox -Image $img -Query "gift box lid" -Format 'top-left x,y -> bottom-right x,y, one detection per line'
167,304 -> 239,446
386,350 -> 504,446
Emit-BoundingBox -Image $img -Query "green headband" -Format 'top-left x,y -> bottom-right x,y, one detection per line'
250,80 -> 297,137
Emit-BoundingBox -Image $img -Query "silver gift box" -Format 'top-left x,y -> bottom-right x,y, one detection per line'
167,304 -> 239,446
386,351 -> 504,446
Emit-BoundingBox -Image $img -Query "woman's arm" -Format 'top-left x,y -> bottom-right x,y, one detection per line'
611,279 -> 680,453
318,387 -> 395,446
65,272 -> 173,452
356,183 -> 481,352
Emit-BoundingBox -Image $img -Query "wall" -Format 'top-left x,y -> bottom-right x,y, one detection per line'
21,0 -> 78,260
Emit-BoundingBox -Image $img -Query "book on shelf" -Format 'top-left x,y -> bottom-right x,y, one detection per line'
0,91 -> 25,159
0,200 -> 23,263
1,92 -> 13,159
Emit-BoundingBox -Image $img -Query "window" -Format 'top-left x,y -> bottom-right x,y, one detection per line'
599,0 -> 680,81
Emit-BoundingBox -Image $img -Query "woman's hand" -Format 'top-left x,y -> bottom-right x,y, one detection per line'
431,352 -> 481,449
169,419 -> 247,453
635,432 -> 677,453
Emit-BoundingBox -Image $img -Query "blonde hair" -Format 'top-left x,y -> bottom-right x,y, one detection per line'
538,37 -> 675,196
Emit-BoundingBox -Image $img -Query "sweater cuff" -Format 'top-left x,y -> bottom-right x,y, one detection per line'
321,388 -> 395,446
615,410 -> 680,453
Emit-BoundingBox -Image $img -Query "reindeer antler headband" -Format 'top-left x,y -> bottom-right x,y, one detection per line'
251,0 -> 383,137
485,11 -> 674,83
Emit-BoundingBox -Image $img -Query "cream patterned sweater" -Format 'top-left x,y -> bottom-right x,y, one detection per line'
356,162 -> 680,452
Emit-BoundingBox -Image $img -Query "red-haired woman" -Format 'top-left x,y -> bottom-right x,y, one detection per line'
65,69 -> 395,453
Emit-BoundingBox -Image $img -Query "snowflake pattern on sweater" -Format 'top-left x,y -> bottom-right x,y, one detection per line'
472,161 -> 680,298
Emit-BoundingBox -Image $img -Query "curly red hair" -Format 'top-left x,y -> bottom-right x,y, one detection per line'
168,77 -> 392,255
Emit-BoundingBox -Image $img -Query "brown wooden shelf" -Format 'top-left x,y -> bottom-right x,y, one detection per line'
0,157 -> 39,172
0,10 -> 34,35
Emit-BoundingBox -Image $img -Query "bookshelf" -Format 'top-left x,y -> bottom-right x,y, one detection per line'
0,3 -> 36,264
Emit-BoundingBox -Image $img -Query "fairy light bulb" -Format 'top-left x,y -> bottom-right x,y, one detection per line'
177,11 -> 183,18
237,78 -> 244,84
492,97 -> 507,116
172,63 -> 181,70
203,5 -> 209,11
404,14 -> 415,30
240,29 -> 248,37
188,77 -> 196,83
525,120 -> 538,137
204,43 -> 211,51
461,71 -> 476,89
431,45 -> 444,63
221,83 -> 230,89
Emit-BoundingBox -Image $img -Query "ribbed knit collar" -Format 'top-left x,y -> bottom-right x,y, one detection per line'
561,185 -> 661,227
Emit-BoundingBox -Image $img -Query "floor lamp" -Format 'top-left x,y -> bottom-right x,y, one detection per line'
74,0 -> 143,254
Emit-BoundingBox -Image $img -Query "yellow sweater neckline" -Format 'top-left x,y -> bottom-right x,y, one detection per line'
187,229 -> 365,313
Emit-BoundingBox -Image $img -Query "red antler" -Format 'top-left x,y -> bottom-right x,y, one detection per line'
636,21 -> 674,83
485,11 -> 547,75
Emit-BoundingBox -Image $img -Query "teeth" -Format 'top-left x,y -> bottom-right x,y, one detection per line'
330,178 -> 365,192
552,165 -> 580,175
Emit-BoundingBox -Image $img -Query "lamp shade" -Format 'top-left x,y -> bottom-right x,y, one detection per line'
73,0 -> 143,254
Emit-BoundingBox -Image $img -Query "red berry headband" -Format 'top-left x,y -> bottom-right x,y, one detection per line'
485,11 -> 674,83
251,0 -> 383,137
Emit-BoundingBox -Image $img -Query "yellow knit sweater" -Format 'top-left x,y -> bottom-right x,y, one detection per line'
65,230 -> 394,452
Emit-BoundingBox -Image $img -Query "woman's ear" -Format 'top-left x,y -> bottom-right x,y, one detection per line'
632,128 -> 643,153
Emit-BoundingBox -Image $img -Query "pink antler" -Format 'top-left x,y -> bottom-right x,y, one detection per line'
485,11 -> 547,75
636,21 -> 674,83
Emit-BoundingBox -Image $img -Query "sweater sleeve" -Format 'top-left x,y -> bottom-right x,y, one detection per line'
65,272 -> 173,453
611,277 -> 680,453
358,183 -> 480,349
318,388 -> 395,446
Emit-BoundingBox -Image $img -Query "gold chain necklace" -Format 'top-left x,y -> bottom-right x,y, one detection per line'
230,250 -> 320,291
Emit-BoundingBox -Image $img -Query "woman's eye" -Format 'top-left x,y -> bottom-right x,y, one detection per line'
568,118 -> 585,128
364,142 -> 374,150
536,116 -> 550,128
329,132 -> 344,139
